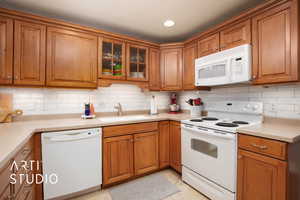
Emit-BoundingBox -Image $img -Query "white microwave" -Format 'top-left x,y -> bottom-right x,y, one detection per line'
195,44 -> 251,86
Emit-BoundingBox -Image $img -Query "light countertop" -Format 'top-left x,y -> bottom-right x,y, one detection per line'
1,114 -> 300,169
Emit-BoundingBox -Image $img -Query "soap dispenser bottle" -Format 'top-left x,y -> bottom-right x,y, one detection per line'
150,95 -> 158,115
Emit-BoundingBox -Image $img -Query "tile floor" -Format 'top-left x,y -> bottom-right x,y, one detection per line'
74,169 -> 209,200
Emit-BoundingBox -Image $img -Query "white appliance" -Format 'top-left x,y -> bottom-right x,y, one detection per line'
42,128 -> 102,200
195,44 -> 251,86
181,101 -> 263,200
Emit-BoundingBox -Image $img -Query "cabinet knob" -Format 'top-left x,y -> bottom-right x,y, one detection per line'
252,75 -> 257,80
238,155 -> 243,159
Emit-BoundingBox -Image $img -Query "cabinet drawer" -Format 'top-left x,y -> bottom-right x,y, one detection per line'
0,161 -> 12,200
238,134 -> 287,160
103,122 -> 158,138
14,138 -> 34,168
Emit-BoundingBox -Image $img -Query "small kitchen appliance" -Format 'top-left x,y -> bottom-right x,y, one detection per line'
181,101 -> 263,200
169,93 -> 180,114
195,44 -> 251,86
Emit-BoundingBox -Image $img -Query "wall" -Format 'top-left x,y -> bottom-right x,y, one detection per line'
178,83 -> 300,119
0,84 -> 170,116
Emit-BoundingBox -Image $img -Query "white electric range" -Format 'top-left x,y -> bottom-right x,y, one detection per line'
181,101 -> 263,200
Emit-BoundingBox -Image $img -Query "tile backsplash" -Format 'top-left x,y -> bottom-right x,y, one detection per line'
179,83 -> 300,119
0,84 -> 170,115
1,83 -> 300,119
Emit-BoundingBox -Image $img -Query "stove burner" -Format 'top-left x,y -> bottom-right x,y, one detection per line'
190,119 -> 203,122
232,121 -> 249,125
202,117 -> 219,121
216,122 -> 239,127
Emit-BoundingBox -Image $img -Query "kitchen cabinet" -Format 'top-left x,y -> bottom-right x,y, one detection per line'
134,131 -> 159,175
103,135 -> 134,185
0,137 -> 35,200
237,149 -> 287,200
183,43 -> 197,90
103,122 -> 159,185
149,48 -> 161,91
0,16 -> 13,85
98,37 -> 126,80
126,43 -> 149,81
170,121 -> 181,173
160,44 -> 183,91
46,27 -> 98,88
14,20 -> 46,86
197,33 -> 219,57
252,2 -> 298,84
220,19 -> 251,50
159,121 -> 170,169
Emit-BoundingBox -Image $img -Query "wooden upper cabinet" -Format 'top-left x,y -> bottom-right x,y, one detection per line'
149,48 -> 161,91
220,19 -> 251,50
126,44 -> 149,81
134,131 -> 159,176
170,121 -> 181,173
252,2 -> 297,84
183,43 -> 197,90
159,121 -> 170,169
46,27 -> 98,88
103,135 -> 134,185
98,37 -> 126,80
237,149 -> 287,200
198,33 -> 219,57
14,20 -> 46,86
0,16 -> 13,85
160,45 -> 183,91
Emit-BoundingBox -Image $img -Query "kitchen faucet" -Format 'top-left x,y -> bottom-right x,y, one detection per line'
114,103 -> 123,116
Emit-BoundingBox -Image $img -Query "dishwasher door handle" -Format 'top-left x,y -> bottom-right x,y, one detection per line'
47,133 -> 99,142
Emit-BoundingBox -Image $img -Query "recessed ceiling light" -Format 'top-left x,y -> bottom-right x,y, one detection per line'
163,20 -> 175,27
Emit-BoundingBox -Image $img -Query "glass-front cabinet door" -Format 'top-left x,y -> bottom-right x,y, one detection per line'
98,37 -> 126,79
126,44 -> 149,81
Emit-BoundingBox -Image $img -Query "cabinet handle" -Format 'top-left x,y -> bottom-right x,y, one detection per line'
251,143 -> 268,150
22,148 -> 31,156
238,155 -> 243,159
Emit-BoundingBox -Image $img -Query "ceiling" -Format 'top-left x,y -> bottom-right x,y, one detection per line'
0,0 -> 267,43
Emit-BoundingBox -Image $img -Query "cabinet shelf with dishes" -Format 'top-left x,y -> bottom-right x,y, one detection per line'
126,44 -> 149,82
98,37 -> 126,80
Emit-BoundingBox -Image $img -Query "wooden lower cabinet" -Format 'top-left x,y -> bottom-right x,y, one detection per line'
134,131 -> 159,175
237,149 -> 287,200
103,135 -> 134,185
169,121 -> 181,173
159,121 -> 170,168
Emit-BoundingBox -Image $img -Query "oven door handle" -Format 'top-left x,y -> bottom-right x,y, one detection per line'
181,125 -> 235,140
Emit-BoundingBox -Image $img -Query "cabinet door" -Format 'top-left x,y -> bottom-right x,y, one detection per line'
169,121 -> 181,173
126,44 -> 149,81
134,131 -> 159,175
183,43 -> 197,90
0,16 -> 13,85
98,37 -> 126,80
160,48 -> 183,91
252,2 -> 297,84
237,149 -> 287,200
220,19 -> 251,50
46,27 -> 98,88
198,33 -> 219,57
149,48 -> 161,91
159,121 -> 170,168
14,20 -> 46,86
103,135 -> 134,185
0,161 -> 12,200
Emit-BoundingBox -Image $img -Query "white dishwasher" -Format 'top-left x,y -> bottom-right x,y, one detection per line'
42,128 -> 102,200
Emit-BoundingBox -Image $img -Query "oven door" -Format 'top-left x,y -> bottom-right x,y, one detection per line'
195,59 -> 231,86
181,124 -> 237,192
